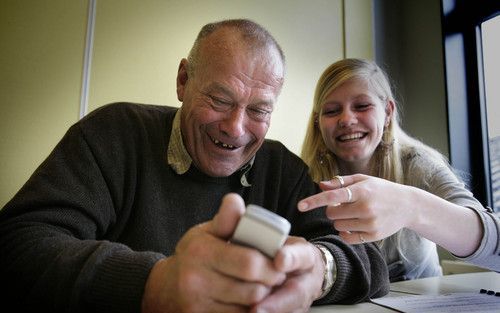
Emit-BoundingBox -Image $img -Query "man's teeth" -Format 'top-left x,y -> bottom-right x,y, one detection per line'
340,133 -> 364,141
213,139 -> 234,149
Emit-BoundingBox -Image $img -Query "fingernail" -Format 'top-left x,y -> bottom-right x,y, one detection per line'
281,252 -> 291,269
297,202 -> 308,211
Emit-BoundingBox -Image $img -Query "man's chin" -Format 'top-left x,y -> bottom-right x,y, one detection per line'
201,162 -> 241,178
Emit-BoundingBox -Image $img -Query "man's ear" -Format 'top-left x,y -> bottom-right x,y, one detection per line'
176,58 -> 189,101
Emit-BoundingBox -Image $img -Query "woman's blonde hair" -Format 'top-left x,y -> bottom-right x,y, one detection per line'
301,58 -> 444,183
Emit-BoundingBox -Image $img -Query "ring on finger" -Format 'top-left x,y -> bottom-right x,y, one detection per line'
345,186 -> 353,203
359,233 -> 366,244
333,175 -> 344,188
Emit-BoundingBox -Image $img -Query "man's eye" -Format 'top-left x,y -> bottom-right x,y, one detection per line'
248,108 -> 271,121
209,96 -> 232,110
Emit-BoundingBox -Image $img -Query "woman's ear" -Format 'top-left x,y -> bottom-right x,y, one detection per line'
385,100 -> 395,127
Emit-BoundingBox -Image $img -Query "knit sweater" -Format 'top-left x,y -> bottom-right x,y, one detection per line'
0,103 -> 389,312
381,145 -> 500,281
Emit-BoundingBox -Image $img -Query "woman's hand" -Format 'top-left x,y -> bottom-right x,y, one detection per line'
298,174 -> 483,257
298,174 -> 416,244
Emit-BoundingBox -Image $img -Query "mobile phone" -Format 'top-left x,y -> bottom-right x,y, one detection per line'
231,204 -> 291,257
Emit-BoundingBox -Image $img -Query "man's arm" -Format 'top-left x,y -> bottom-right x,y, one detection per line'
0,121 -> 165,312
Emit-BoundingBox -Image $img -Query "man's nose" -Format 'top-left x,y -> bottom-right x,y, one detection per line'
220,107 -> 246,138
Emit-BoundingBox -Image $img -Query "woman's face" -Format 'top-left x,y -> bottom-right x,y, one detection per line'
318,79 -> 393,172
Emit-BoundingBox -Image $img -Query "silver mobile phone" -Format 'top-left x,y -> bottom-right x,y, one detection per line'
231,204 -> 291,257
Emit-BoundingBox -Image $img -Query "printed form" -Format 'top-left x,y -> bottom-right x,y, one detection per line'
370,292 -> 500,313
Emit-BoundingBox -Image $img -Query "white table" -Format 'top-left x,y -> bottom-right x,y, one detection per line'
308,272 -> 500,313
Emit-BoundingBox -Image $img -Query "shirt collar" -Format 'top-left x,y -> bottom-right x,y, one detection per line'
167,108 -> 192,174
167,108 -> 254,187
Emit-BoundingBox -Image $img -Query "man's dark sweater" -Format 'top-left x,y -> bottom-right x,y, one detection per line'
0,103 -> 388,312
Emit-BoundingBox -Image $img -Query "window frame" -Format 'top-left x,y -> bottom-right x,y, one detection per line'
441,0 -> 500,210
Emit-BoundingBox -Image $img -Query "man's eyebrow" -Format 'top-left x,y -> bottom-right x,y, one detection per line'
206,83 -> 275,108
251,101 -> 274,112
205,83 -> 235,98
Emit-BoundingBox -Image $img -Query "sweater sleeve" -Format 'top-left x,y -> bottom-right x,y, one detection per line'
311,237 -> 389,304
0,117 -> 164,312
406,151 -> 500,272
454,208 -> 500,271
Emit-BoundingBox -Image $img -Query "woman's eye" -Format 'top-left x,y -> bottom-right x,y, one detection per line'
322,108 -> 341,116
355,103 -> 371,110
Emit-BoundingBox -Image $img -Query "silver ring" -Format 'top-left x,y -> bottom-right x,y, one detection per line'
345,186 -> 353,203
333,175 -> 344,188
359,233 -> 366,244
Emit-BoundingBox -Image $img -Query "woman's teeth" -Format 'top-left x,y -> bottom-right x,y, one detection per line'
339,133 -> 364,141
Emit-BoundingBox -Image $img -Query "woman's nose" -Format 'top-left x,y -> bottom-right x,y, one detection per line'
338,108 -> 357,127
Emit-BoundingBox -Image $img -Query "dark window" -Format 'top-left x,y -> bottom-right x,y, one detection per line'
441,0 -> 500,211
482,15 -> 500,211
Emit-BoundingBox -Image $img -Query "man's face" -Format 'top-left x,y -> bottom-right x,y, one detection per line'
177,30 -> 284,177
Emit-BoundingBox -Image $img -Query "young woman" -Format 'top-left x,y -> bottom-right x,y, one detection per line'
298,58 -> 499,281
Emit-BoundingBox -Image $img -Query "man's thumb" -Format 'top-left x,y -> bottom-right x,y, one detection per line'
211,193 -> 246,239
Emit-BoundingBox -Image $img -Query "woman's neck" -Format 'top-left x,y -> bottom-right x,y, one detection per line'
337,159 -> 371,175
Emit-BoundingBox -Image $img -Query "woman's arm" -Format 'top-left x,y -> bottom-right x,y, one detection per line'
298,174 -> 499,271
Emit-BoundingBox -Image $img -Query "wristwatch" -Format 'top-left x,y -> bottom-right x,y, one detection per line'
314,244 -> 337,300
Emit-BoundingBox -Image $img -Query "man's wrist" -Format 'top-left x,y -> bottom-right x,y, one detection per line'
313,244 -> 336,300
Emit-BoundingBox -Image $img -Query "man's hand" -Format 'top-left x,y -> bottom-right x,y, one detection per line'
251,237 -> 325,313
141,193 -> 287,313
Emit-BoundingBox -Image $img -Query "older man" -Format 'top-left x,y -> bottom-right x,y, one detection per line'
0,19 -> 388,313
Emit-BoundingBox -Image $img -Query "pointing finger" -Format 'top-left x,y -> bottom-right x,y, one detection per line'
298,186 -> 356,212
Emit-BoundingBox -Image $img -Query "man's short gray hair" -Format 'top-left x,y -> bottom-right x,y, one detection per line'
187,19 -> 285,76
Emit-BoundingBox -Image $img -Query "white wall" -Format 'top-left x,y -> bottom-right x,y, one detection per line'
0,0 -> 87,208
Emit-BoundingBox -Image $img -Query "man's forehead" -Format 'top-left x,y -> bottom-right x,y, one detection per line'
201,28 -> 284,69
203,27 -> 240,47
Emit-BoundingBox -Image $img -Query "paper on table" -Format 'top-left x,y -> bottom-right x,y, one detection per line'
370,292 -> 500,313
